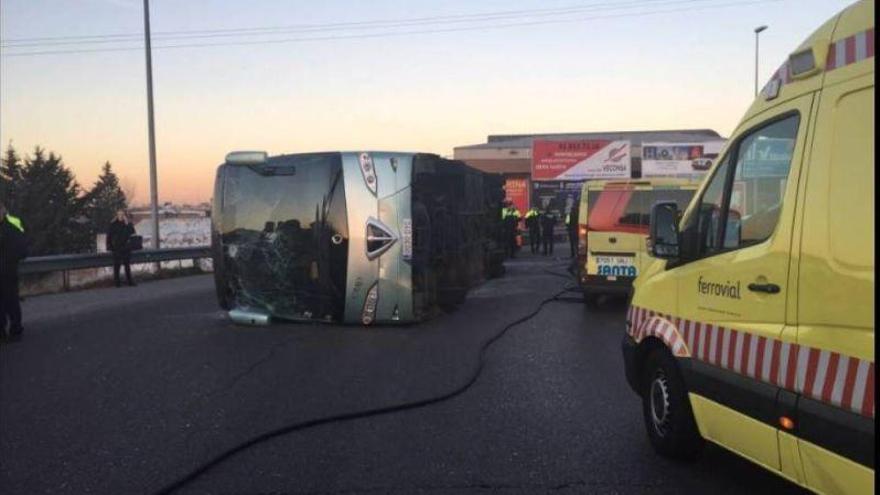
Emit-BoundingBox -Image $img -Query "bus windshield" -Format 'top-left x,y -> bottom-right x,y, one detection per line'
218,153 -> 349,322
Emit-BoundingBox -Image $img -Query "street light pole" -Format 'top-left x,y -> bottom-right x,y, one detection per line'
754,25 -> 768,96
143,0 -> 160,251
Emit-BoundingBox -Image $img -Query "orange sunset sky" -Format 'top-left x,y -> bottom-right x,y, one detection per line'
0,0 -> 849,204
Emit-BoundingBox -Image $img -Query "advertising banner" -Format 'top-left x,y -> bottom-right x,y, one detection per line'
504,176 -> 530,217
531,181 -> 583,218
532,140 -> 631,181
641,142 -> 724,177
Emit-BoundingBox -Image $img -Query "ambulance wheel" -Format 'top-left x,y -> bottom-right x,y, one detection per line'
641,347 -> 704,460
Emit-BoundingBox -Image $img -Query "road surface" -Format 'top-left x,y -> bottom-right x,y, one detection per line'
0,249 -> 805,494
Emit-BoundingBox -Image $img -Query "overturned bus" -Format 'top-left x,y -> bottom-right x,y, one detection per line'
211,151 -> 506,325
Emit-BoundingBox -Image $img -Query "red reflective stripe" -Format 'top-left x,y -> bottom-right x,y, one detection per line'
712,326 -> 724,366
693,322 -> 703,360
785,345 -> 800,391
699,323 -> 709,362
820,353 -> 841,403
741,333 -> 753,375
755,336 -> 767,379
846,36 -> 857,65
867,28 -> 875,58
862,363 -> 875,417
726,329 -> 737,370
648,319 -> 661,339
841,359 -> 859,411
803,347 -> 821,397
827,41 -> 838,69
769,340 -> 782,386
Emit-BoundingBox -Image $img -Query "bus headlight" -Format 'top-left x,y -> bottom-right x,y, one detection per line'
359,152 -> 378,196
362,282 -> 379,325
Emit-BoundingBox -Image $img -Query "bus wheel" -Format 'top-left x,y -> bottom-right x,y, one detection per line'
641,348 -> 704,460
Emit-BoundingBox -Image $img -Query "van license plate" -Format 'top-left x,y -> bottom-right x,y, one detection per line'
591,255 -> 636,278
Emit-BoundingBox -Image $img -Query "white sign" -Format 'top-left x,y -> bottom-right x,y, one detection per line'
549,140 -> 631,181
642,141 -> 726,177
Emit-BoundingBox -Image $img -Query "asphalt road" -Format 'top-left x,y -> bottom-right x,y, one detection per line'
0,249 -> 806,495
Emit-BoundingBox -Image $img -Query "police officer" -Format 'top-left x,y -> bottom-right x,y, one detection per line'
0,201 -> 27,341
502,201 -> 521,258
540,209 -> 557,256
524,207 -> 541,254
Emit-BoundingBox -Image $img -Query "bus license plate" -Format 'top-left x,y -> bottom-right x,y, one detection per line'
401,218 -> 413,260
592,255 -> 637,278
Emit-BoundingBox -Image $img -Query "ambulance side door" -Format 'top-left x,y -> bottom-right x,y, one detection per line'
671,93 -> 814,472
795,71 -> 875,494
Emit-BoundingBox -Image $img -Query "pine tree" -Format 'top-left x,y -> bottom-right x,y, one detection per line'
17,147 -> 93,255
0,144 -> 24,211
85,161 -> 128,233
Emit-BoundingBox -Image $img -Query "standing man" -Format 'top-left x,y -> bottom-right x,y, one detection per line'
540,209 -> 556,256
566,203 -> 579,259
107,210 -> 137,287
0,201 -> 27,341
502,201 -> 521,259
524,207 -> 541,254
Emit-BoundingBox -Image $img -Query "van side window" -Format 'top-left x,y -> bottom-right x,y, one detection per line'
693,114 -> 799,257
729,116 -> 799,248
696,156 -> 731,254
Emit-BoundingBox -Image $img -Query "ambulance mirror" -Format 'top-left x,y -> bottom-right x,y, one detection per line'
650,202 -> 680,259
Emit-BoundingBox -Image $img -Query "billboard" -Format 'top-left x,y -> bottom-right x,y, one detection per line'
641,141 -> 726,177
531,181 -> 583,219
532,140 -> 631,181
503,176 -> 530,218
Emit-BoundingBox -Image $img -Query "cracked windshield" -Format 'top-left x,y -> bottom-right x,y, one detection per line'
0,1 -> 873,495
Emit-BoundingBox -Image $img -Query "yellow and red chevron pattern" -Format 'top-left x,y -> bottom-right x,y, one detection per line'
627,305 -> 875,419
761,27 -> 874,96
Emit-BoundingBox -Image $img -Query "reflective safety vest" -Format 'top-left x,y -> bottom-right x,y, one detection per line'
5,214 -> 23,233
508,208 -> 521,219
525,208 -> 539,219
501,207 -> 510,219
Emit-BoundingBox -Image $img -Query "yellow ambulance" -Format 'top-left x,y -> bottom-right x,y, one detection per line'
621,1 -> 874,493
576,178 -> 701,304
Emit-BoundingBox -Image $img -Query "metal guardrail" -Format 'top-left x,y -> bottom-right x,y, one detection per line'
20,246 -> 213,275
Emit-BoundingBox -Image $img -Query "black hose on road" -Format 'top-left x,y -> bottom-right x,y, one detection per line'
154,285 -> 577,495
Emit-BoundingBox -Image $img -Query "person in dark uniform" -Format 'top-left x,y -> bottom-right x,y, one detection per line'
524,207 -> 541,254
0,201 -> 27,341
502,201 -> 521,258
540,210 -> 556,256
107,210 -> 137,287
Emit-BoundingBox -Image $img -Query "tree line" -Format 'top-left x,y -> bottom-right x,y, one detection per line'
0,144 -> 129,257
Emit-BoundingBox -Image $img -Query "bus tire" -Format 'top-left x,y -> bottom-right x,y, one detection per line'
641,347 -> 704,460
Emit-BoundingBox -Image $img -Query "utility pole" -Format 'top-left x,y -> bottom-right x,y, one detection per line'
143,0 -> 160,251
754,25 -> 768,96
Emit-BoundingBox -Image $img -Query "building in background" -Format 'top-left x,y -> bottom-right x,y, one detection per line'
454,129 -> 725,220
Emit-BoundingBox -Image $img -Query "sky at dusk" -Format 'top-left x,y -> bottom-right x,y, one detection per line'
0,0 -> 852,204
